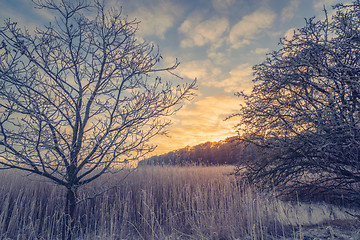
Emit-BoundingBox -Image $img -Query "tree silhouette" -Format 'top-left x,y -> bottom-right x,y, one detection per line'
232,1 -> 360,205
0,0 -> 195,238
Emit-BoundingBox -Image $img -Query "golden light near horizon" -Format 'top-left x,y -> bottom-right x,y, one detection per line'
152,95 -> 242,155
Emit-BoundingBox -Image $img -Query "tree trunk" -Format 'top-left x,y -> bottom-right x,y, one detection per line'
63,187 -> 77,240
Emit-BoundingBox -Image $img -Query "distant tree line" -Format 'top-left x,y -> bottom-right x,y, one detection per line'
138,137 -> 262,166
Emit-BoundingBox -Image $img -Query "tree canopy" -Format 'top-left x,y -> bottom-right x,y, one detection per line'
0,0 -> 195,238
233,1 -> 360,205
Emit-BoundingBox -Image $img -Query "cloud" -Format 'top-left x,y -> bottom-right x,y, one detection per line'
178,62 -> 254,94
177,60 -> 209,80
0,0 -> 53,32
281,0 -> 300,22
205,64 -> 254,93
313,0 -> 338,10
283,27 -> 297,40
177,60 -> 222,82
212,0 -> 235,11
251,47 -> 270,55
176,96 -> 239,130
179,15 -> 229,48
229,9 -> 276,48
207,47 -> 229,65
129,1 -> 182,39
312,0 -> 353,22
152,95 -> 240,154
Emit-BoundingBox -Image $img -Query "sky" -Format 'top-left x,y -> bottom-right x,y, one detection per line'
0,0 -> 352,156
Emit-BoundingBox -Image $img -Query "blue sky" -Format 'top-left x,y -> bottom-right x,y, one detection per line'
0,0 -> 351,155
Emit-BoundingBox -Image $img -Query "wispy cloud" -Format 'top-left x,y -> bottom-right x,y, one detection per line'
205,64 -> 254,93
212,0 -> 235,11
281,0 -> 300,22
0,0 -> 53,32
177,59 -> 222,82
178,61 -> 254,94
313,0 -> 338,10
207,44 -> 229,65
229,9 -> 276,48
179,15 -> 229,48
251,47 -> 270,55
128,1 -> 182,39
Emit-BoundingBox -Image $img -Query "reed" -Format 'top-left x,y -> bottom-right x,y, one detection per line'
0,166 -> 358,239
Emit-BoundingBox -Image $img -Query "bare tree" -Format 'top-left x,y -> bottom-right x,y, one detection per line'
0,0 -> 195,238
232,1 -> 360,205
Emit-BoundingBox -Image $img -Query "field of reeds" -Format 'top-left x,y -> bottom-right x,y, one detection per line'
0,165 -> 359,239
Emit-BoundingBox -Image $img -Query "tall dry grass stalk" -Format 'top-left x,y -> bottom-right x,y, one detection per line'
0,166 -> 359,239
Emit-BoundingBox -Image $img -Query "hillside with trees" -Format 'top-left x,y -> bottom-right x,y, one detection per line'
138,136 -> 262,166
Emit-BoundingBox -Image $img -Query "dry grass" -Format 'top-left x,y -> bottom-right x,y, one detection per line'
0,166 -> 359,239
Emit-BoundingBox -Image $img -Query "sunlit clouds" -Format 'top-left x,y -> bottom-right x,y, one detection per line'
152,95 -> 240,154
177,60 -> 221,81
229,9 -> 276,48
179,15 -> 229,48
128,1 -> 183,39
179,7 -> 277,50
284,28 -> 298,40
206,64 -> 254,94
251,48 -> 271,55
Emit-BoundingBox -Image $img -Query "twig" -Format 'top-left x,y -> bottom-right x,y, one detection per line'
345,211 -> 360,221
